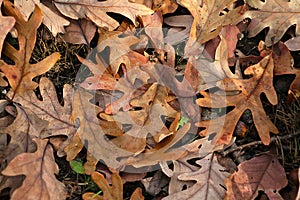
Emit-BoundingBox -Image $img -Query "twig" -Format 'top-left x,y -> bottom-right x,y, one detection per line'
221,131 -> 300,156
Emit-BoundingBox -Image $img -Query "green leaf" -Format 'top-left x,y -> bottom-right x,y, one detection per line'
176,116 -> 189,130
70,160 -> 85,174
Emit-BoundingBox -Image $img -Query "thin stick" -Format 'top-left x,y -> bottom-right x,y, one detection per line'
221,131 -> 300,156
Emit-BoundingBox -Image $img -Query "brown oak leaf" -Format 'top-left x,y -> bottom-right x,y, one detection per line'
197,55 -> 278,145
0,1 -> 60,96
71,87 -> 133,170
53,0 -> 153,31
177,0 -> 245,56
244,0 -> 300,46
225,153 -> 288,200
14,0 -> 69,35
11,77 -> 76,138
163,153 -> 230,200
2,138 -> 66,200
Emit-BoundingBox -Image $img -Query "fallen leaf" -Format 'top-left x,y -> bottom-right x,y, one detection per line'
63,19 -> 97,46
54,0 -> 153,31
2,138 -> 67,200
284,36 -> 300,51
164,15 -> 193,45
140,11 -> 164,49
0,106 -> 47,165
177,0 -> 244,56
163,153 -> 230,200
83,172 -> 144,200
11,77 -> 76,138
197,55 -> 278,145
225,153 -> 288,200
0,0 -> 15,55
14,0 -> 70,35
0,1 -> 60,96
244,0 -> 300,46
71,87 -> 133,170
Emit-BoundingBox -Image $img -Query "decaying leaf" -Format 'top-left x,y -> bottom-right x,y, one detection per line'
54,0 -> 153,31
163,153 -> 230,200
244,0 -> 300,46
197,55 -> 278,145
82,172 -> 144,200
2,138 -> 67,200
0,0 -> 15,55
225,153 -> 288,200
11,77 -> 76,138
0,1 -> 60,96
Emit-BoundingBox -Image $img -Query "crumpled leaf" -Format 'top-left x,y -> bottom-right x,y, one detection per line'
63,19 -> 96,46
0,0 -> 15,55
14,0 -> 70,36
197,55 -> 278,145
2,138 -> 67,200
163,153 -> 230,200
177,0 -> 244,56
54,0 -> 153,31
0,1 -> 60,96
244,0 -> 300,46
100,83 -> 178,154
124,123 -> 191,168
10,77 -> 76,138
82,172 -> 144,200
225,153 -> 288,200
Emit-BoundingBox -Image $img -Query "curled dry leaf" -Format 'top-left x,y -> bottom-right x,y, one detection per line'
244,0 -> 300,46
53,0 -> 153,31
197,55 -> 278,145
225,153 -> 288,200
0,1 -> 60,96
2,138 -> 66,200
163,153 -> 230,200
100,83 -> 178,154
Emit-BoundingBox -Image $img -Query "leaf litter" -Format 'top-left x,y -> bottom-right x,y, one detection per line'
0,0 -> 299,199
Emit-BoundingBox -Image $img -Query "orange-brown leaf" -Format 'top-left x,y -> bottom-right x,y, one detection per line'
0,1 -> 60,96
197,55 -> 278,145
